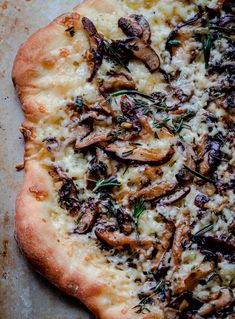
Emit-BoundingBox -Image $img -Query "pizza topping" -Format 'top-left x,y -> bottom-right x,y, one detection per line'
118,14 -> 151,44
105,143 -> 175,165
82,17 -> 104,82
125,38 -> 160,73
95,226 -> 153,250
74,201 -> 98,234
116,208 -> 134,235
99,73 -> 136,94
134,180 -> 177,201
159,187 -> 191,205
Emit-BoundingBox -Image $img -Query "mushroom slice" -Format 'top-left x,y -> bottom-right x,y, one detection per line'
153,216 -> 175,270
134,180 -> 177,201
125,38 -> 160,72
74,201 -> 98,234
76,129 -> 112,150
99,73 -> 136,94
118,14 -> 151,44
172,210 -> 190,267
165,12 -> 202,57
184,261 -> 215,292
130,14 -> 151,44
199,139 -> 221,175
176,141 -> 196,182
159,187 -> 191,205
196,288 -> 234,317
104,143 -> 175,166
95,226 -> 153,249
173,261 -> 215,295
116,208 -> 135,235
118,16 -> 143,38
82,17 -> 104,82
193,236 -> 235,256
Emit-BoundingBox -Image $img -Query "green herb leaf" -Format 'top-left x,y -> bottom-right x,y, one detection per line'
107,128 -> 123,138
108,90 -> 155,102
104,40 -> 130,72
183,165 -> 216,184
153,117 -> 170,129
133,197 -> 146,221
93,176 -> 121,193
203,33 -> 212,69
133,280 -> 164,314
194,223 -> 214,236
168,39 -> 181,47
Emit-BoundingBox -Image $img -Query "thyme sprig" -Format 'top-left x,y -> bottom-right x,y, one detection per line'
183,165 -> 216,184
93,176 -> 121,193
133,280 -> 165,314
104,40 -> 130,72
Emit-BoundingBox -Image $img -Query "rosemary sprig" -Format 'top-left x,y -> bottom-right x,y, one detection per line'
168,39 -> 181,47
93,176 -> 121,193
104,40 -> 130,72
107,128 -> 123,138
133,197 -> 146,221
203,33 -> 212,69
133,280 -> 164,314
183,165 -> 216,184
194,223 -> 214,237
108,90 -> 155,102
153,117 -> 170,129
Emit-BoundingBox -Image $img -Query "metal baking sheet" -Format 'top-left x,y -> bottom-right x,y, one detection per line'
0,1 -> 94,318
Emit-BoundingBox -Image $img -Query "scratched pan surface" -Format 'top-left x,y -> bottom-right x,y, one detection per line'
0,1 -> 94,318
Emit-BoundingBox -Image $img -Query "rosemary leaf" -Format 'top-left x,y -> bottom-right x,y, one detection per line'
109,90 -> 155,102
133,197 -> 146,220
203,33 -> 212,69
183,165 -> 216,184
194,223 -> 214,236
93,176 -> 121,193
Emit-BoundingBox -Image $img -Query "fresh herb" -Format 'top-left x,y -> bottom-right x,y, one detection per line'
75,96 -> 84,109
133,280 -> 164,314
107,128 -> 123,138
183,165 -> 216,184
203,33 -> 212,69
108,90 -> 155,102
133,197 -> 146,221
170,111 -> 194,133
153,117 -> 170,129
93,176 -> 121,193
122,150 -> 134,157
104,40 -> 130,72
194,223 -> 214,236
65,26 -> 75,37
168,39 -> 181,47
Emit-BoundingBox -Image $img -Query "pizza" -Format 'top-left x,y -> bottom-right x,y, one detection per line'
12,0 -> 235,318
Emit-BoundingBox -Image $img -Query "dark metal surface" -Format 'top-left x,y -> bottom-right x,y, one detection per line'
0,1 -> 93,318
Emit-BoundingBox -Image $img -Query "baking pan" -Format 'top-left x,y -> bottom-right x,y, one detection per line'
0,1 -> 93,318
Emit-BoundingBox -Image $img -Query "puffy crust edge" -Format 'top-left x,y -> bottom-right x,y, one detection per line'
13,1 -> 137,319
